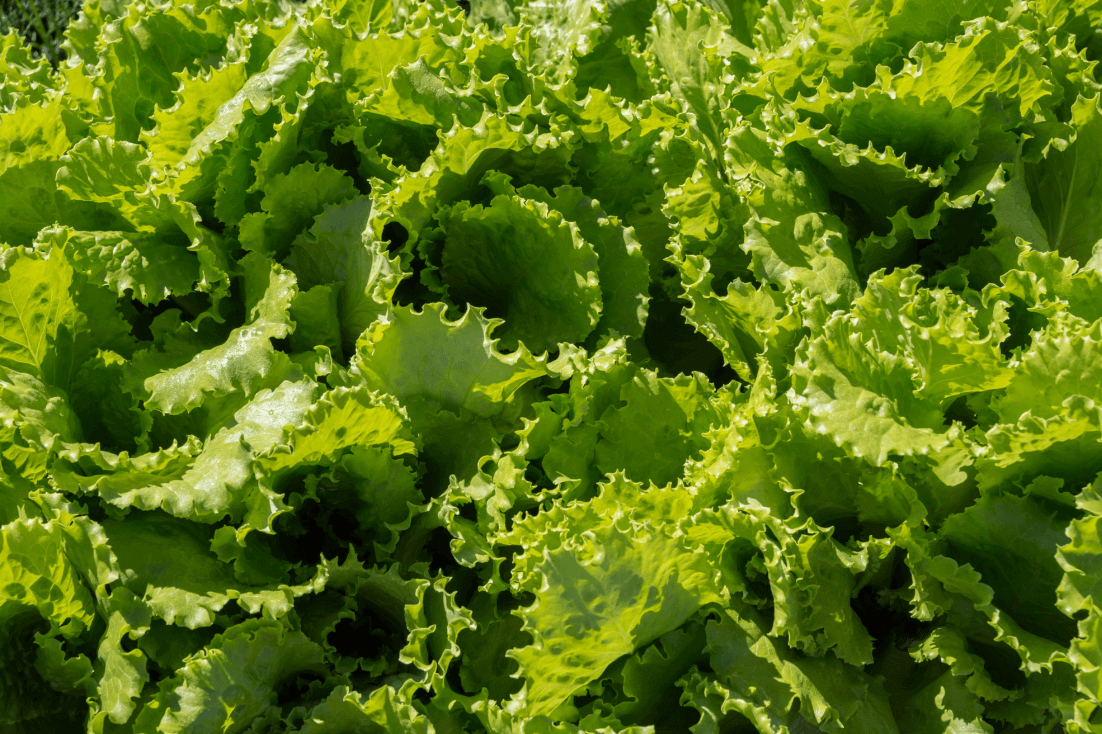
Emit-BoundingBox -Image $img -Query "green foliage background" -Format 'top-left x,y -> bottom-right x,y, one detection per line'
2,0 -> 1102,732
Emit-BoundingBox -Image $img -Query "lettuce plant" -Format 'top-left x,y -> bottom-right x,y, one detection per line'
2,0 -> 1102,732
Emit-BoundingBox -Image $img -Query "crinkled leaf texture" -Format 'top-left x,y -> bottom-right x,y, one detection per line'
3,0 -> 1102,732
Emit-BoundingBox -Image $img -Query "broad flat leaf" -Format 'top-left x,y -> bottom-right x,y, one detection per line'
93,588 -> 152,725
1026,94 -> 1102,264
518,0 -> 607,86
0,246 -> 77,384
170,25 -> 322,199
727,124 -> 860,305
648,0 -> 750,162
289,284 -> 344,358
995,311 -> 1102,422
788,303 -> 953,467
94,2 -> 233,142
0,517 -> 98,635
53,227 -> 201,305
910,626 -> 1019,703
673,251 -> 799,381
887,21 -> 1057,124
941,492 -> 1078,646
0,97 -> 70,174
848,267 -> 1011,405
440,194 -> 602,353
377,111 -> 578,242
351,302 -> 547,418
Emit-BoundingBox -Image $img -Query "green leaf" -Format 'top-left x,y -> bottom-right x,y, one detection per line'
785,85 -> 979,223
93,588 -> 152,726
997,247 -> 1102,324
55,137 -> 232,294
169,25 -> 322,201
762,519 -> 877,666
910,626 -> 1020,703
1026,94 -> 1102,264
358,57 -> 487,130
307,444 -> 424,555
727,124 -> 860,305
891,521 -> 1071,676
701,602 -> 899,733
940,492 -> 1078,649
295,685 -> 433,734
0,246 -> 77,385
886,20 -> 1057,124
284,196 -> 404,356
0,367 -> 83,486
663,158 -> 751,282
136,255 -> 296,415
65,378 -> 317,524
55,136 -> 158,204
351,302 -> 547,419
672,250 -> 799,381
330,10 -> 468,101
289,284 -> 343,358
101,511 -> 322,629
1056,478 -> 1102,716
376,111 -> 578,243
517,0 -> 607,86
51,227 -> 202,306
595,369 -> 721,488
258,385 -> 416,472
894,669 -> 995,734
789,308 -> 951,467
606,622 -> 707,727
497,178 -> 651,342
0,609 -> 89,730
996,312 -> 1102,422
440,194 -> 602,353
882,0 -> 1011,49
500,475 -> 727,717
648,0 -> 751,163
457,594 -> 529,700
790,269 -> 1010,466
0,517 -> 98,637
94,2 -> 235,142
132,618 -> 326,734
849,267 -> 1012,405
0,97 -> 71,174
239,162 -> 358,259
141,59 -> 251,170
976,402 -> 1102,493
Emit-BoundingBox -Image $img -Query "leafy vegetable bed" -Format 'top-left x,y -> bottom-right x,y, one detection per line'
2,0 -> 1102,732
